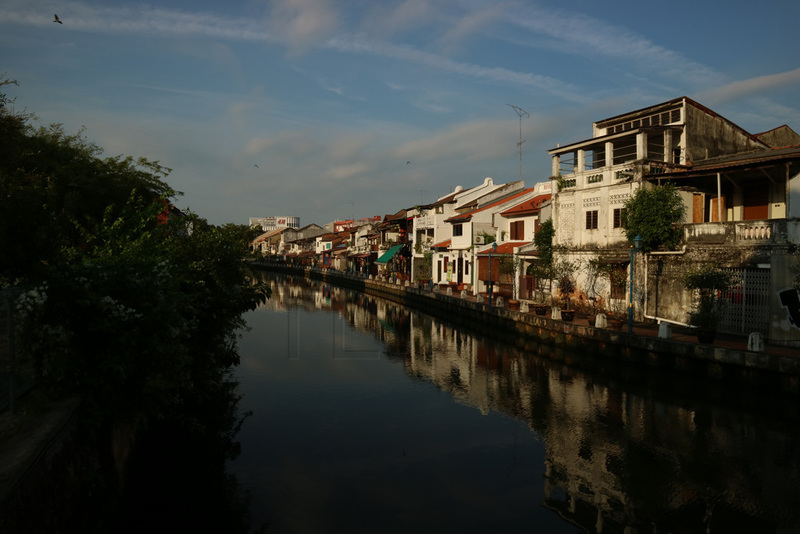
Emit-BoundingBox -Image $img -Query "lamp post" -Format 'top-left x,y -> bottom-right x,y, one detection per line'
488,242 -> 498,304
628,235 -> 643,334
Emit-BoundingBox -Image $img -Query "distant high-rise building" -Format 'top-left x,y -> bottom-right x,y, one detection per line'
249,216 -> 300,231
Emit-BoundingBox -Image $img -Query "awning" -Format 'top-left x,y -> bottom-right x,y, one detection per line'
375,244 -> 403,264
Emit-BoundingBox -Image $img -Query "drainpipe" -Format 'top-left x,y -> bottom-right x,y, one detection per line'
717,172 -> 723,222
643,246 -> 692,327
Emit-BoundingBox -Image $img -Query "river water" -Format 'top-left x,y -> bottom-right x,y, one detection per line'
229,272 -> 800,533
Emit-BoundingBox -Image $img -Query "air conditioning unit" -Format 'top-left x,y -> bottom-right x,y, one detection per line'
474,235 -> 484,245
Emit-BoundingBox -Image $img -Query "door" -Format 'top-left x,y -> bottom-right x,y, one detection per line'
743,183 -> 769,220
692,193 -> 704,223
709,196 -> 725,222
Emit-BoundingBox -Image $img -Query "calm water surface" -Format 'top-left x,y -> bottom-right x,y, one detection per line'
229,273 -> 800,533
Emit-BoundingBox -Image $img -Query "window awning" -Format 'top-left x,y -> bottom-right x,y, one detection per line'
375,244 -> 403,264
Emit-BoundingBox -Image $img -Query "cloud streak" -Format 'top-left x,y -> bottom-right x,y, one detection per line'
695,68 -> 800,105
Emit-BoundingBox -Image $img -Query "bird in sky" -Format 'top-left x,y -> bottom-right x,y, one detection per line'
53,14 -> 63,24
406,161 -> 411,165
253,164 -> 259,168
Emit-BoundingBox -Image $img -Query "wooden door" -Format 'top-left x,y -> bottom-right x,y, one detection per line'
692,193 -> 704,223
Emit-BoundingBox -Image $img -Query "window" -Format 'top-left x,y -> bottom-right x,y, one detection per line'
585,210 -> 598,230
453,224 -> 463,237
613,208 -> 626,229
510,221 -> 524,240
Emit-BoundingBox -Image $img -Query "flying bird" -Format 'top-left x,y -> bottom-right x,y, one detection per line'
406,161 -> 411,165
53,14 -> 62,24
253,164 -> 259,168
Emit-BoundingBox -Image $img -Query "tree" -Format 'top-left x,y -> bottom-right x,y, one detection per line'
0,80 -> 175,281
621,183 -> 685,252
684,263 -> 734,333
533,219 -> 554,264
4,81 -> 269,431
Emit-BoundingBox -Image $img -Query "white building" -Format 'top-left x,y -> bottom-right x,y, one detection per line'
249,216 -> 300,232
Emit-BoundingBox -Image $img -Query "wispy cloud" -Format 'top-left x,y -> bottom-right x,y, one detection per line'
326,34 -> 587,102
506,6 -> 724,88
3,0 -> 585,102
327,161 -> 372,181
695,68 -> 800,105
438,4 -> 506,54
392,119 -> 516,162
0,0 -> 273,42
267,0 -> 341,54
361,0 -> 438,39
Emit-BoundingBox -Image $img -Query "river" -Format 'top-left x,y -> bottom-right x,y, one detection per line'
228,272 -> 800,533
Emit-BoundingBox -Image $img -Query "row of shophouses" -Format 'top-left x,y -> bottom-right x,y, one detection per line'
253,97 -> 800,347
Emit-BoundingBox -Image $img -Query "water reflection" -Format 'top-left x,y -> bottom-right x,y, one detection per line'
235,272 -> 800,533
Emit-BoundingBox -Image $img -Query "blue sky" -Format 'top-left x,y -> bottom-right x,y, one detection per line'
2,0 -> 799,226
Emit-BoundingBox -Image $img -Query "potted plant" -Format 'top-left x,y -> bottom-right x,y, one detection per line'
684,264 -> 735,343
527,262 -> 551,316
607,298 -> 626,330
553,258 -> 579,322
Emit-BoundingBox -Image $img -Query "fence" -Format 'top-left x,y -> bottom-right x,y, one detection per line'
1,288 -> 37,415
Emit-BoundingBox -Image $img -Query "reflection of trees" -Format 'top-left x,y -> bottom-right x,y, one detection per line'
258,272 -> 800,533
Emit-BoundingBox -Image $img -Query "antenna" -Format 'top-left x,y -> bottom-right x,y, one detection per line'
507,104 -> 530,181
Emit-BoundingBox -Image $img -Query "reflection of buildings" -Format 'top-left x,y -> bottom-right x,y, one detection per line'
256,272 -> 800,533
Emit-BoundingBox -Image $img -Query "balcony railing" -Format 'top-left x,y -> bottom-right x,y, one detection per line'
683,219 -> 795,246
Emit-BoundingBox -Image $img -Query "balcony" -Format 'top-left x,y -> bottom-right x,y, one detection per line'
683,219 -> 797,246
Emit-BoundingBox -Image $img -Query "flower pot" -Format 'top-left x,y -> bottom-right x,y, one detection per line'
561,310 -> 575,322
508,299 -> 520,311
586,314 -> 597,327
533,304 -> 549,316
610,318 -> 624,331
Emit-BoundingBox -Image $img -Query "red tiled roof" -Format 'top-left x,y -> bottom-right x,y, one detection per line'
446,188 -> 534,223
500,193 -> 551,216
476,241 -> 528,255
432,239 -> 451,249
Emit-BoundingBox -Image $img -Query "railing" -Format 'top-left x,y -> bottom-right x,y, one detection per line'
684,219 -> 793,246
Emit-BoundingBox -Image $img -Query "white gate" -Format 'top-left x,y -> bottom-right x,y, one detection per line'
718,268 -> 771,336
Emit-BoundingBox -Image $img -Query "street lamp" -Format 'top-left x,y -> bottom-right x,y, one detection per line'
628,235 -> 643,334
488,242 -> 498,304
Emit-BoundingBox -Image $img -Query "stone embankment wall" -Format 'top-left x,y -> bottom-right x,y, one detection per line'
257,263 -> 800,393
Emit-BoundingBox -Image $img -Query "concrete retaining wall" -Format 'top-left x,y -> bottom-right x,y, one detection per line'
256,263 -> 800,393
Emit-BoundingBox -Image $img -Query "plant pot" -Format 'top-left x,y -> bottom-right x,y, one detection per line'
696,329 -> 716,344
587,314 -> 597,327
508,299 -> 520,311
610,318 -> 624,331
533,305 -> 549,316
561,310 -> 575,322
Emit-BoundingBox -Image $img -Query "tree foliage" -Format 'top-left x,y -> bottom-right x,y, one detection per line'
684,264 -> 735,329
621,183 -> 685,252
2,80 -> 269,432
533,218 -> 554,265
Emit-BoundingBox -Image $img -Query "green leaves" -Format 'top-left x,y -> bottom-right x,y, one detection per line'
533,218 -> 554,265
621,183 -> 685,252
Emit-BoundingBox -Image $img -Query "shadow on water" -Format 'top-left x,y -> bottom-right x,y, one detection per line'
235,271 -> 800,533
111,377 -> 267,533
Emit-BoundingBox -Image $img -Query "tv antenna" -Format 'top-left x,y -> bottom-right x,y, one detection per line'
507,104 -> 530,181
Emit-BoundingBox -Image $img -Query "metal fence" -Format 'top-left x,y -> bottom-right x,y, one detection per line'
718,267 -> 771,336
1,287 -> 37,415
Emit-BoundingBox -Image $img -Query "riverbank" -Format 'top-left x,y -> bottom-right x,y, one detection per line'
253,262 -> 800,393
